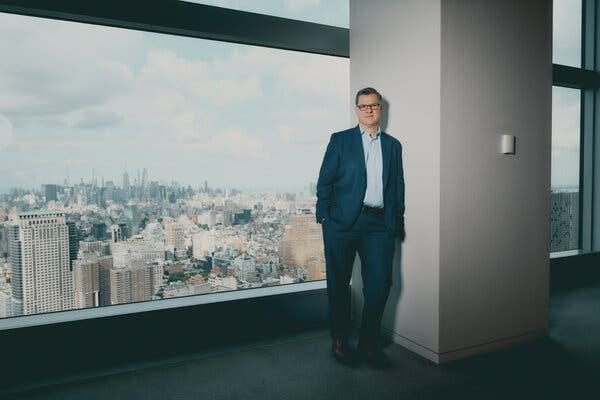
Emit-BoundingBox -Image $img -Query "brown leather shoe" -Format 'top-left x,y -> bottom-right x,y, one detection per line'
358,341 -> 391,369
331,338 -> 358,366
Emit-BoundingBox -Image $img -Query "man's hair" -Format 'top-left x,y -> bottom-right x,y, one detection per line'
355,87 -> 382,105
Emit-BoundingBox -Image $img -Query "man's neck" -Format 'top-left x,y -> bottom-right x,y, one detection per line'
360,123 -> 380,138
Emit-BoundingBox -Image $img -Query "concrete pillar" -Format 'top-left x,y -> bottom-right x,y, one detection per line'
350,0 -> 551,363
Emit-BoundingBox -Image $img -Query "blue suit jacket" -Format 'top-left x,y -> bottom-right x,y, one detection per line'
316,125 -> 405,237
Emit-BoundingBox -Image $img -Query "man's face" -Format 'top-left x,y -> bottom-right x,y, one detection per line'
355,93 -> 382,127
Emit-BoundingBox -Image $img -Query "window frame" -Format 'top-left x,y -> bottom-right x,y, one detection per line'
0,0 -> 349,330
552,0 -> 599,255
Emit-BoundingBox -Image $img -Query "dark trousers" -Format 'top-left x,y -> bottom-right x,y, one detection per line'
322,210 -> 395,343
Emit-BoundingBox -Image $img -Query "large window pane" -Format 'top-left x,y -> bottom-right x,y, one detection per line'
0,12 -> 349,319
551,86 -> 581,252
184,0 -> 349,28
553,0 -> 582,67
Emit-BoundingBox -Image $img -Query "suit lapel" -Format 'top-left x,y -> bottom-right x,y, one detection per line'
354,126 -> 367,183
381,132 -> 392,192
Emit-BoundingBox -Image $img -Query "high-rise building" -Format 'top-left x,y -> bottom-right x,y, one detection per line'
124,204 -> 141,236
234,209 -> 252,225
306,258 -> 326,281
43,184 -> 59,202
79,240 -> 106,254
66,220 -> 78,269
199,211 -> 216,229
111,237 -> 165,267
0,286 -> 12,318
111,224 -> 123,243
166,222 -> 185,251
550,191 -> 579,252
109,263 -> 155,305
92,222 -> 107,241
123,171 -> 130,201
73,253 -> 113,309
0,224 -> 8,258
192,231 -> 215,259
232,255 -> 256,282
103,180 -> 114,201
9,211 -> 74,316
280,214 -> 325,271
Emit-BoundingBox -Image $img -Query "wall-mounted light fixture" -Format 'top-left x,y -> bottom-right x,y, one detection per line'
501,134 -> 515,155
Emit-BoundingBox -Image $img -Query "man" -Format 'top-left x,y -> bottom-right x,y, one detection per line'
316,87 -> 405,367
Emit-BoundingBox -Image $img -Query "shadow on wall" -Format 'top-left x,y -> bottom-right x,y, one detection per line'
351,94 -> 405,340
379,97 -> 390,132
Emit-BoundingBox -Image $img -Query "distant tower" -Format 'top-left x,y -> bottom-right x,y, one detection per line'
111,224 -> 123,243
9,211 -> 75,316
123,171 -> 130,200
65,166 -> 70,186
43,184 -> 58,202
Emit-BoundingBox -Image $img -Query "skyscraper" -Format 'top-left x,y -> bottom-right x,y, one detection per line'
43,184 -> 59,202
9,211 -> 74,316
280,214 -> 325,272
123,171 -> 130,201
0,224 -> 8,258
111,224 -> 123,243
73,253 -> 113,309
550,191 -> 579,252
66,220 -> 79,269
166,222 -> 185,251
109,263 -> 155,305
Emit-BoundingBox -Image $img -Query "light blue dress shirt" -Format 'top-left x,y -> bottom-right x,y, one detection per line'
360,125 -> 384,208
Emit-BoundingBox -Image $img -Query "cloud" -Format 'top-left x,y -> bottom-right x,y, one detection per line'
0,13 -> 139,117
0,114 -> 14,150
171,112 -> 270,160
74,110 -> 123,130
552,90 -> 580,152
212,46 -> 348,100
201,127 -> 270,160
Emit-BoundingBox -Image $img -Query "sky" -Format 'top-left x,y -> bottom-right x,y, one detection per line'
0,0 -> 585,193
0,4 -> 351,193
552,0 -> 582,189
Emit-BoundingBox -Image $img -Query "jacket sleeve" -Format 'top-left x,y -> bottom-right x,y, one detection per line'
316,133 -> 339,223
396,142 -> 406,238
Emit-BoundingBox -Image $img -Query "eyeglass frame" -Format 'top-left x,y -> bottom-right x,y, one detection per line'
356,103 -> 382,111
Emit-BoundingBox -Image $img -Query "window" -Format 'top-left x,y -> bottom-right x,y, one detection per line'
553,0 -> 582,67
551,87 -> 581,252
0,3 -> 349,324
552,0 -> 600,255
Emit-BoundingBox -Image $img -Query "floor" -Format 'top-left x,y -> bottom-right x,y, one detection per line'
6,287 -> 600,400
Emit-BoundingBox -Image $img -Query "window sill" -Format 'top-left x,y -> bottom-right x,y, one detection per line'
0,280 -> 327,331
550,249 -> 595,259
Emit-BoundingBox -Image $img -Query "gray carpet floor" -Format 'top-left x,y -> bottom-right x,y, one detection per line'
7,287 -> 600,400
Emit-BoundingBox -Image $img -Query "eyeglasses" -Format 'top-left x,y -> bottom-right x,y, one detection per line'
356,103 -> 381,111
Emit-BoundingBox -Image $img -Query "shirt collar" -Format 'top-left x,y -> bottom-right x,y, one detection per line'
359,124 -> 381,140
